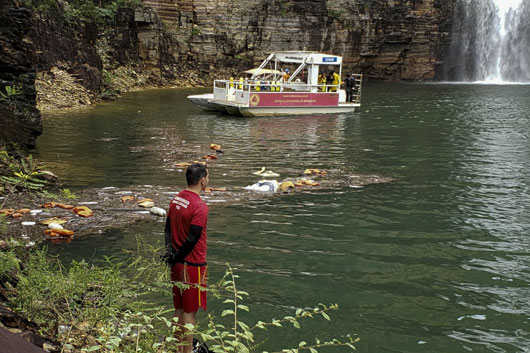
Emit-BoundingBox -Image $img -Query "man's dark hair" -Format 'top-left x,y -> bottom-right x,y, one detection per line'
186,163 -> 208,186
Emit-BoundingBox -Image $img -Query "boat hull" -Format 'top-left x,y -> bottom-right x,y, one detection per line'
187,94 -> 226,112
188,94 -> 358,117
238,104 -> 358,117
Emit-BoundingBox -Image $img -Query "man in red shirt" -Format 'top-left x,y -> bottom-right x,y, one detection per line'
165,163 -> 209,353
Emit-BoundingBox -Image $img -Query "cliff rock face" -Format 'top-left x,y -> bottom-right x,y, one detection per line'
140,0 -> 456,81
31,14 -> 103,110
0,0 -> 42,148
2,0 -> 456,130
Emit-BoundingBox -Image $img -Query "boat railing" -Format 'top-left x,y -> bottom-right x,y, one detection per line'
213,74 -> 362,104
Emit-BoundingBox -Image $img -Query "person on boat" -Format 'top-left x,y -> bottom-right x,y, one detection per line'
345,74 -> 356,102
282,68 -> 291,82
229,77 -> 234,89
319,73 -> 327,92
165,163 -> 210,353
326,72 -> 334,91
329,70 -> 340,92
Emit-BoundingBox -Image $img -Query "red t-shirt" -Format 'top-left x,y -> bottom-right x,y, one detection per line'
168,189 -> 208,264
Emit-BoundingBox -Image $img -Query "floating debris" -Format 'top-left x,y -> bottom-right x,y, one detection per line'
72,206 -> 94,218
48,223 -> 64,230
42,202 -> 73,209
0,208 -> 15,216
138,201 -> 155,208
304,168 -> 327,175
252,167 -> 280,177
40,217 -> 68,225
175,162 -> 192,167
245,180 -> 279,193
205,187 -> 228,193
279,181 -> 295,192
121,196 -> 136,202
202,155 -> 217,160
44,228 -> 74,237
149,207 -> 166,217
210,143 -> 222,151
294,179 -> 320,187
21,221 -> 36,226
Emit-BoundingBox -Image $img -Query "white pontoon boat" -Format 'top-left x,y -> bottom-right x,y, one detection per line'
187,51 -> 362,117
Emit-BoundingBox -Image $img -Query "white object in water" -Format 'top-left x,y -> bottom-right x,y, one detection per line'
245,180 -> 279,193
48,223 -> 64,230
150,207 -> 167,217
21,221 -> 36,226
252,167 -> 280,177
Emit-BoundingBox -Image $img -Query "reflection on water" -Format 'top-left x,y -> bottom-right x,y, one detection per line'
39,84 -> 530,353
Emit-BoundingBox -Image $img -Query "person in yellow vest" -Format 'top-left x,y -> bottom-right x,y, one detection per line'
229,77 -> 234,88
319,73 -> 327,92
282,68 -> 291,82
331,70 -> 340,92
238,77 -> 244,90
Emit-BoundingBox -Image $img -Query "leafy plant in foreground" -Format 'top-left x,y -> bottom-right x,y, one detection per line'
186,264 -> 359,353
0,153 -> 47,191
2,237 -> 359,352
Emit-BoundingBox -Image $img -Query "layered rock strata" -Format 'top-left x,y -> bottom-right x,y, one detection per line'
141,0 -> 456,81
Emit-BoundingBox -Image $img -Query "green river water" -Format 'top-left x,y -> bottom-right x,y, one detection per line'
36,83 -> 530,353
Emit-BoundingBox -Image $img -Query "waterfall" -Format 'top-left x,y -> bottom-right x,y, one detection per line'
445,0 -> 530,82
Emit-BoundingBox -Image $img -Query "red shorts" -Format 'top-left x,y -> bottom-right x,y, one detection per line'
171,263 -> 208,313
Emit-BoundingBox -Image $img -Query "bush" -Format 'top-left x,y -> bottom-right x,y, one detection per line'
2,237 -> 359,352
21,0 -> 142,25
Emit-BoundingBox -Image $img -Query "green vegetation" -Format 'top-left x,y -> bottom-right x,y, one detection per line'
0,85 -> 21,101
0,150 -> 48,192
60,188 -> 77,200
0,214 -> 8,238
20,0 -> 142,25
0,237 -> 359,352
0,85 -> 22,111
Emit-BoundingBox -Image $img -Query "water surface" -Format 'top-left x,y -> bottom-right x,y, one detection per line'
37,83 -> 530,353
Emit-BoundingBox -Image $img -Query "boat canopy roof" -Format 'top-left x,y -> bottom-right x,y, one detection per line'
250,51 -> 344,81
269,51 -> 343,65
243,68 -> 283,75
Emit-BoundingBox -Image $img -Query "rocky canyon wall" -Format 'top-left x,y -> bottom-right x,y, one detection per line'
0,0 -> 456,147
140,0 -> 456,82
0,0 -> 41,148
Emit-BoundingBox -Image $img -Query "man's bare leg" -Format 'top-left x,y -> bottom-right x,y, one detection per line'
175,309 -> 197,353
